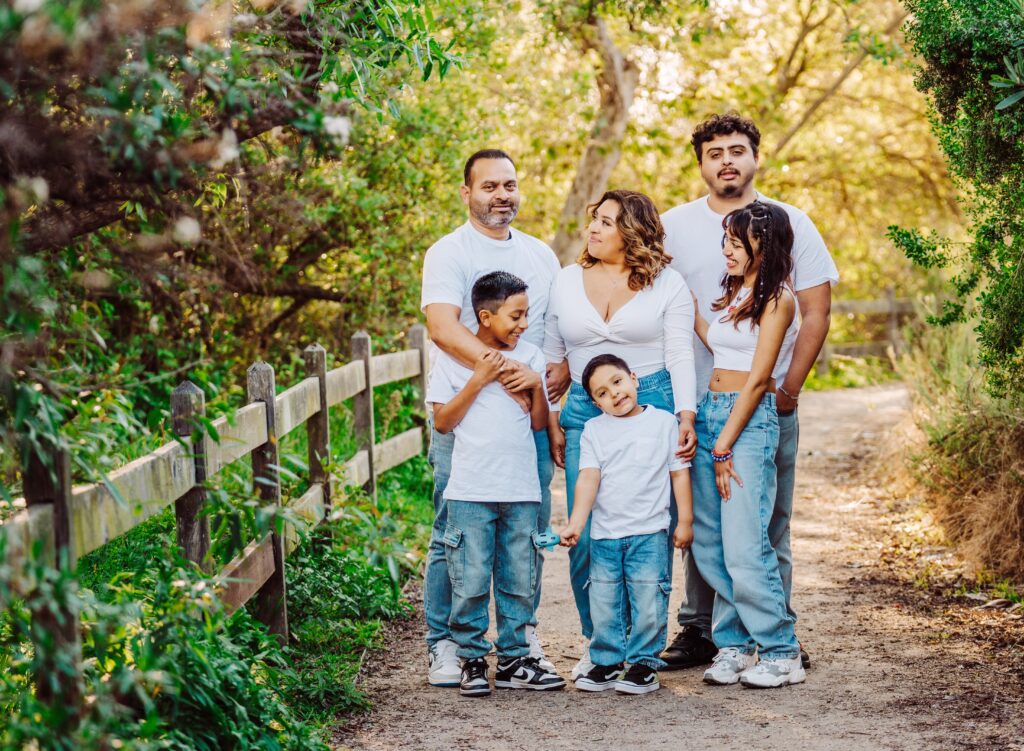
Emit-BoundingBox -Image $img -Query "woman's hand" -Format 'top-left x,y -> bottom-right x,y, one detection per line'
714,455 -> 743,501
677,417 -> 697,461
545,360 -> 571,403
548,423 -> 566,468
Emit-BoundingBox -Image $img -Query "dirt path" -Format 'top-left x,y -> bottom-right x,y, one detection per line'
334,386 -> 1023,751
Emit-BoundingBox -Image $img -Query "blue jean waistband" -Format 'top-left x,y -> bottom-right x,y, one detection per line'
568,367 -> 672,399
700,390 -> 776,410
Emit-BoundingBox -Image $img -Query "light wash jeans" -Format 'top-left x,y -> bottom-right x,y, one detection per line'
444,499 -> 537,660
423,422 -> 552,648
562,368 -> 678,640
690,391 -> 799,659
589,531 -> 671,670
676,406 -> 799,636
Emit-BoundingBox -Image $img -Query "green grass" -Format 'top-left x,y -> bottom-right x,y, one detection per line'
803,354 -> 899,391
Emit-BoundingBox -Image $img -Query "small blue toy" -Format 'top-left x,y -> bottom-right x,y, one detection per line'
533,528 -> 561,551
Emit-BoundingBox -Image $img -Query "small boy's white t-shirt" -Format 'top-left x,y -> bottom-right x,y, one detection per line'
578,406 -> 689,540
425,340 -> 545,503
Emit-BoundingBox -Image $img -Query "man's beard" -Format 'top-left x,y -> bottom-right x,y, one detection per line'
714,172 -> 754,199
471,198 -> 519,228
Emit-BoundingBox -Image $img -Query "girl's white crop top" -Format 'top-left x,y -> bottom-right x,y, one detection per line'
706,289 -> 799,379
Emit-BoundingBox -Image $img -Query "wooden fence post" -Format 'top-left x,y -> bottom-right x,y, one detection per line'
171,381 -> 211,569
23,444 -> 82,733
303,343 -> 331,521
351,331 -> 377,502
247,362 -> 289,641
886,285 -> 900,358
408,323 -> 430,407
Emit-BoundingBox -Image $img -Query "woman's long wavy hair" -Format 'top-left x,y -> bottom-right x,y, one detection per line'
711,200 -> 794,327
577,189 -> 672,291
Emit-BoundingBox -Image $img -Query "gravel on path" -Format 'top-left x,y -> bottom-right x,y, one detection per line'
333,385 -> 1023,751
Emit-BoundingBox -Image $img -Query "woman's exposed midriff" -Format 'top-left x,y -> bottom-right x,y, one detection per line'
708,368 -> 776,393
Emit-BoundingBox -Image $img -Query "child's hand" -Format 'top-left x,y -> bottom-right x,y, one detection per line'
673,521 -> 694,549
472,350 -> 505,384
558,526 -> 580,547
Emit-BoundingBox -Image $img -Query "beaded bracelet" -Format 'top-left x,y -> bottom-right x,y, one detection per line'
711,449 -> 733,463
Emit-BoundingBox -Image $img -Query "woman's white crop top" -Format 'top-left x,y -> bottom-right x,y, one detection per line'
706,289 -> 799,379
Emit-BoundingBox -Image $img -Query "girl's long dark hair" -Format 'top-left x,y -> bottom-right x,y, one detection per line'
710,200 -> 794,327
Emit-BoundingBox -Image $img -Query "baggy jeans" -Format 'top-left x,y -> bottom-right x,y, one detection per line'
423,422 -> 553,648
689,391 -> 799,659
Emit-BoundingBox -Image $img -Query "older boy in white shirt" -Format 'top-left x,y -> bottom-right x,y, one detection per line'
427,271 -> 566,697
661,113 -> 839,670
559,354 -> 693,695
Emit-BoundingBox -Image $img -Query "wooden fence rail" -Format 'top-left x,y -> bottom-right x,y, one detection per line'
816,287 -> 914,375
0,324 -> 432,714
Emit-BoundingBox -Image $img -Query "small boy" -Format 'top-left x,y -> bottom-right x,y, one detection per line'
426,270 -> 566,697
559,353 -> 693,695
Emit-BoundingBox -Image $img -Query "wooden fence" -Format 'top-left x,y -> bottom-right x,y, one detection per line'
816,287 -> 914,375
0,325 -> 431,717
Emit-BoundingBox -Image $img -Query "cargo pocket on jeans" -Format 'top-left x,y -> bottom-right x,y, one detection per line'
658,579 -> 672,605
442,525 -> 464,592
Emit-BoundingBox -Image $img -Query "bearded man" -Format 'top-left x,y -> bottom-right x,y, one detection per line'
419,149 -> 561,686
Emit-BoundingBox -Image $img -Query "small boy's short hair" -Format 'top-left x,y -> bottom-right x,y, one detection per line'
471,271 -> 528,322
582,353 -> 632,398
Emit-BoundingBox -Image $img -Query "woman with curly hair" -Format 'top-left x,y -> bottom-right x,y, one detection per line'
543,189 -> 697,680
690,200 -> 804,689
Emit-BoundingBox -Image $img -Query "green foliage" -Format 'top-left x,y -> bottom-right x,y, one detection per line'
896,0 -> 1024,401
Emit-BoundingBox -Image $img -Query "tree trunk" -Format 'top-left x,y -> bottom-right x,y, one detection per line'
550,17 -> 639,265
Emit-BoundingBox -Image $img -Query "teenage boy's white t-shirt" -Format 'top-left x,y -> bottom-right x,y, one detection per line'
662,194 -> 839,401
425,340 -> 546,503
578,406 -> 689,539
420,222 -> 561,352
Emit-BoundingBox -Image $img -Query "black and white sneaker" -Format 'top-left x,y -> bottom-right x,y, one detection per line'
460,657 -> 491,697
575,663 -> 624,692
494,655 -> 566,691
615,664 -> 660,695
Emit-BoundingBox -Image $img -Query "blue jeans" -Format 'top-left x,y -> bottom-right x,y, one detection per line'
690,391 -> 799,659
423,422 -> 553,647
562,368 -> 678,639
589,531 -> 671,670
444,500 -> 537,660
676,407 -> 800,635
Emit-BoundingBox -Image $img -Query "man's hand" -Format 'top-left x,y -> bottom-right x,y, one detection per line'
545,360 -> 571,403
497,359 -> 542,392
776,385 -> 798,414
673,521 -> 694,549
677,414 -> 697,461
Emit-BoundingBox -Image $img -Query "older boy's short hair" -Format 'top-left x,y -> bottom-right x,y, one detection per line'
582,353 -> 632,398
471,271 -> 528,322
691,112 -> 761,163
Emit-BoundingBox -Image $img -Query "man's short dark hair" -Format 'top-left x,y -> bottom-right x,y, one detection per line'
582,354 -> 632,398
464,149 -> 516,187
691,113 -> 761,163
471,270 -> 528,322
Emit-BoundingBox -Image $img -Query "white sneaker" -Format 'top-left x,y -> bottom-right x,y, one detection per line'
526,625 -> 556,672
428,638 -> 461,687
571,641 -> 595,682
702,648 -> 758,685
739,655 -> 806,688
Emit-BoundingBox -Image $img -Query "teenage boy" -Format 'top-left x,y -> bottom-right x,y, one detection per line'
661,113 -> 839,670
427,271 -> 566,697
559,354 -> 693,695
421,150 -> 561,687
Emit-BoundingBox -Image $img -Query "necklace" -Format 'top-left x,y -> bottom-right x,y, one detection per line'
727,286 -> 752,314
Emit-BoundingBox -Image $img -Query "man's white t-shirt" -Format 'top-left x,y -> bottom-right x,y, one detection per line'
425,340 -> 546,503
579,406 -> 689,540
420,222 -> 561,352
662,194 -> 839,401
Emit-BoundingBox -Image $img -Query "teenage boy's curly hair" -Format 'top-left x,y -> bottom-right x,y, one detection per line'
691,113 -> 761,163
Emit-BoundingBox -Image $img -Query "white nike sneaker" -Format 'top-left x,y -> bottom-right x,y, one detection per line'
526,624 -> 556,672
739,655 -> 806,688
702,647 -> 758,685
427,638 -> 461,687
